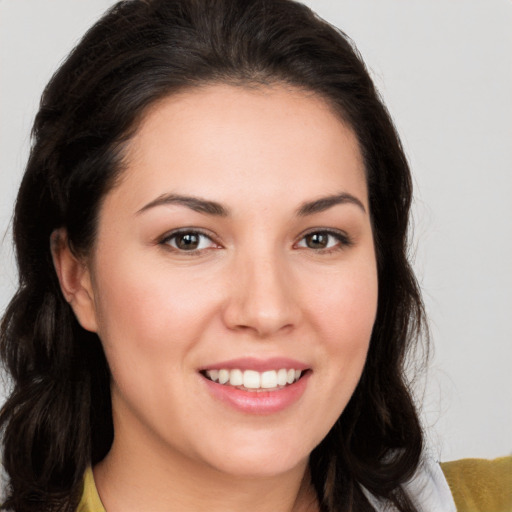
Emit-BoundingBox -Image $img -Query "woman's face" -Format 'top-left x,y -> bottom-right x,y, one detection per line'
79,84 -> 378,477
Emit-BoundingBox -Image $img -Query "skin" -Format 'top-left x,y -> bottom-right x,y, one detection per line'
53,84 -> 378,512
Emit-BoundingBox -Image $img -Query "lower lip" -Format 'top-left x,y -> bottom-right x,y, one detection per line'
202,372 -> 310,415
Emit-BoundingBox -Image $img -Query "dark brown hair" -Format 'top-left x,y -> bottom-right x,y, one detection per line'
0,1 -> 426,511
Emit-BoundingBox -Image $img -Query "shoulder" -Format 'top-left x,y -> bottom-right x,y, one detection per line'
74,458 -> 512,512
77,467 -> 106,512
441,456 -> 512,512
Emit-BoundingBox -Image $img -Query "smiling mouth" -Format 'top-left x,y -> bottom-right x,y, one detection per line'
201,368 -> 306,392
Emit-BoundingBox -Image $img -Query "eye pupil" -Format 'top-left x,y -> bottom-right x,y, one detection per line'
176,233 -> 200,250
306,233 -> 328,249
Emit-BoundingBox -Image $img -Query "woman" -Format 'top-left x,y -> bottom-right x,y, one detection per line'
1,1 -> 509,511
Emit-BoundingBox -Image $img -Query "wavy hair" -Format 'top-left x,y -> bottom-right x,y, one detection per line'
0,1 -> 426,511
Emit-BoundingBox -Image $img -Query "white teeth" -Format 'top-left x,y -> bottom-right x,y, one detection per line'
218,369 -> 229,384
208,369 -> 219,382
243,370 -> 260,389
229,369 -> 243,386
261,370 -> 278,389
204,368 -> 304,390
277,368 -> 288,386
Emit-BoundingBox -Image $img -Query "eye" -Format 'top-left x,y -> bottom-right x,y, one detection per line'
296,230 -> 351,251
161,230 -> 218,252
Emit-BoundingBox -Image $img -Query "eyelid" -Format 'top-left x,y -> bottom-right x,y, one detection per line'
294,228 -> 353,251
158,227 -> 222,252
156,227 -> 352,253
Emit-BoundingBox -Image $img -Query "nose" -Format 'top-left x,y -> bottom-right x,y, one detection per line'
222,249 -> 301,337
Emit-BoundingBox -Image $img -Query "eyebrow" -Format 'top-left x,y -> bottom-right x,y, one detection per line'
296,192 -> 366,216
137,191 -> 366,217
136,193 -> 229,216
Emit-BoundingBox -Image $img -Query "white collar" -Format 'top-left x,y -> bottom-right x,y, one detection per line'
363,454 -> 456,512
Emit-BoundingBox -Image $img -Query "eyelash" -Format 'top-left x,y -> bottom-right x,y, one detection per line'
158,228 -> 353,254
159,229 -> 219,254
295,229 -> 353,253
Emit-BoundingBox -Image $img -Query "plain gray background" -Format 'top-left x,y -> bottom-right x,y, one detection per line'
1,0 -> 511,461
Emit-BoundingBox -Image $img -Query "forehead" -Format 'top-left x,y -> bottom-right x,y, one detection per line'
111,83 -> 367,214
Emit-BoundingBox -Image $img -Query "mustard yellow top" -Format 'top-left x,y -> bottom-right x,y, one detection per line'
78,457 -> 512,512
441,456 -> 512,512
77,467 -> 105,512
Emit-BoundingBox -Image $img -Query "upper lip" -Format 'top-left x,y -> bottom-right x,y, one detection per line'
199,357 -> 310,372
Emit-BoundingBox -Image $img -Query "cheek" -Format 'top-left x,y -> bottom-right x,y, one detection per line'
305,259 -> 378,387
307,262 -> 378,340
91,255 -> 219,362
89,257 -> 218,421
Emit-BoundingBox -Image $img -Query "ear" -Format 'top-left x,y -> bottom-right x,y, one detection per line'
51,229 -> 98,332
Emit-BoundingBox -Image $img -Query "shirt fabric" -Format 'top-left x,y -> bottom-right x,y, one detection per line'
77,456 -> 512,512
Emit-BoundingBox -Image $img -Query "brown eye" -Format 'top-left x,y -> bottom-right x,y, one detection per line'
175,233 -> 200,250
296,230 -> 351,251
162,231 -> 216,252
304,232 -> 330,249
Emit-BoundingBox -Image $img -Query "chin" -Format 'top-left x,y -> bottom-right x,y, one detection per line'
214,454 -> 308,479
197,433 -> 313,479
